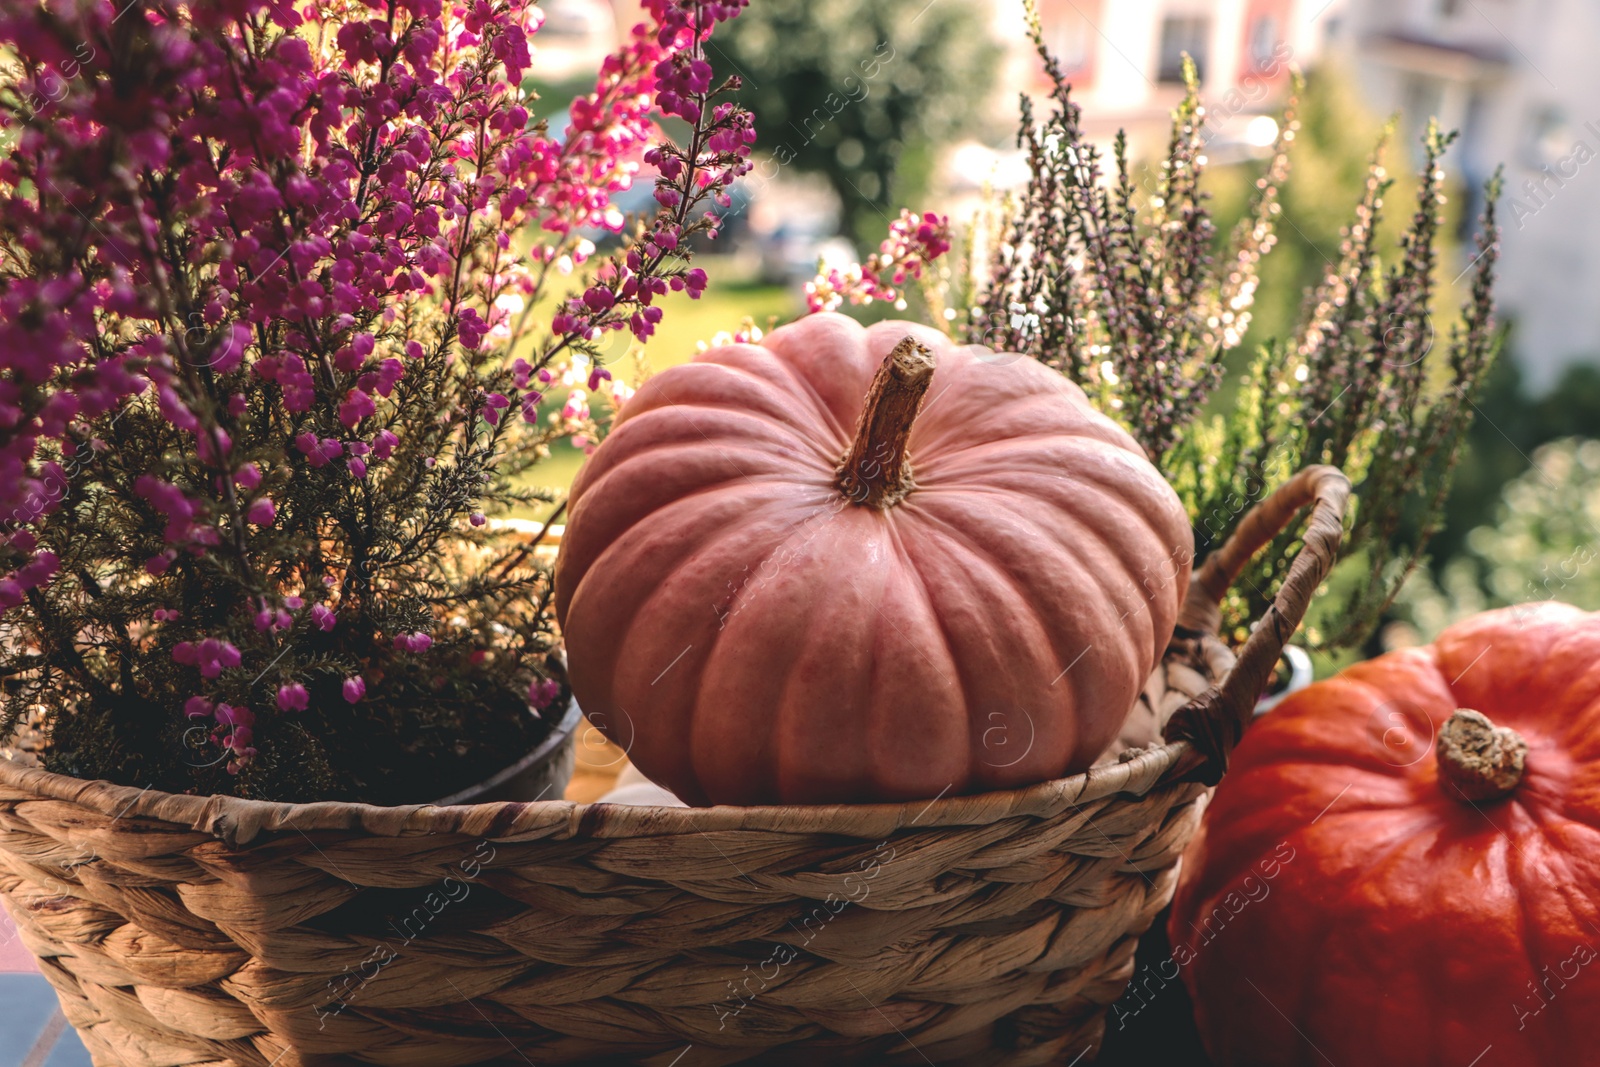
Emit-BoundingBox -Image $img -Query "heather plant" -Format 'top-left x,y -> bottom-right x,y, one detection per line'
930,13 -> 1502,652
0,0 -> 752,801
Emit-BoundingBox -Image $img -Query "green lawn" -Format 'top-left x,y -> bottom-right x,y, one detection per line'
516,265 -> 799,513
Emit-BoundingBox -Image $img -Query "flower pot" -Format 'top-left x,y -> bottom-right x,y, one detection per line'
431,696 -> 582,805
0,469 -> 1347,1066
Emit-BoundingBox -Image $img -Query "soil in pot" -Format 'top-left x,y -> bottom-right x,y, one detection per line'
40,668 -> 568,805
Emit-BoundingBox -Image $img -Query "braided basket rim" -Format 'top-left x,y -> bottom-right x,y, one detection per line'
0,728 -> 1198,847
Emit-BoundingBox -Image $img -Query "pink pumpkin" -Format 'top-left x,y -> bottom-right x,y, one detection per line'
555,314 -> 1192,805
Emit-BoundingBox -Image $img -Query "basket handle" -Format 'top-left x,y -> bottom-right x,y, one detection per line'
1163,464 -> 1352,784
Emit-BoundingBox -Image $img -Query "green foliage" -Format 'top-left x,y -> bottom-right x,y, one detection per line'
1178,129 -> 1503,649
1432,357 -> 1600,569
710,0 -> 1001,246
1397,437 -> 1600,638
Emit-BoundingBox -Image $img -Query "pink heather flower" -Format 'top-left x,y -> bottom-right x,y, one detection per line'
587,366 -> 612,390
284,596 -> 304,610
215,704 -> 254,729
371,430 -> 398,460
342,676 -> 366,704
529,677 -> 561,711
394,632 -> 433,653
457,307 -> 488,349
179,638 -> 242,679
338,388 -> 376,429
470,512 -> 487,527
0,0 -> 756,770
184,696 -> 214,720
372,359 -> 405,397
254,599 -> 292,632
295,434 -> 344,468
276,683 -> 309,712
805,210 -> 953,313
561,391 -> 590,423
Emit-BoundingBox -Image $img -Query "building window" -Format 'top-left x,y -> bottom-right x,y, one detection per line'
1523,105 -> 1572,169
1248,15 -> 1280,68
1157,15 -> 1210,84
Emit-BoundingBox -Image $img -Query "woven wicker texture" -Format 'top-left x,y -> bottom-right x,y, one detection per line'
0,467 -> 1349,1066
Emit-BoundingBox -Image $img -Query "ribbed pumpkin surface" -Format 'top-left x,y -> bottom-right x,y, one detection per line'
556,314 -> 1192,805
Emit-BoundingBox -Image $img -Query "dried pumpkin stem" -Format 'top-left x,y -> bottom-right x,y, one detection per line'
837,336 -> 936,509
1436,708 -> 1527,803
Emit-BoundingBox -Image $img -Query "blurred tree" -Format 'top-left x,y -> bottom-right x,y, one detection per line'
711,0 -> 1000,246
1432,353 -> 1600,566
1396,436 -> 1600,639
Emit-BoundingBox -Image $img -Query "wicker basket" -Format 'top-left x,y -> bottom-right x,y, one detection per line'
0,467 -> 1348,1067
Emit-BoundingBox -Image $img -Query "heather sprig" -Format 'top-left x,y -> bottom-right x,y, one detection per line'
950,16 -> 1500,654
967,13 -> 1299,464
0,0 -> 751,800
1169,135 -> 1503,649
804,210 -> 953,314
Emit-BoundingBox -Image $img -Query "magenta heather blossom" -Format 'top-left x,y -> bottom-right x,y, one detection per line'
0,0 -> 752,799
529,677 -> 562,711
276,684 -> 309,713
173,639 -> 242,680
394,632 -> 434,653
805,211 -> 954,313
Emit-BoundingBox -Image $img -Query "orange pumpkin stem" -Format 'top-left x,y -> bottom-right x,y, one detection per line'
1436,708 -> 1527,803
836,336 -> 936,508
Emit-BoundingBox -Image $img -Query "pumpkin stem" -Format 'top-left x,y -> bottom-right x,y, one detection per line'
837,336 -> 936,508
1436,708 -> 1527,803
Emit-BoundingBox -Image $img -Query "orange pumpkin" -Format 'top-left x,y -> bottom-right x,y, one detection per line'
1169,602 -> 1600,1066
555,314 -> 1192,805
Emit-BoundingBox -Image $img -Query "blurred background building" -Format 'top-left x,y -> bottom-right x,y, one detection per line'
1003,0 -> 1600,388
533,0 -> 1600,390
1326,0 -> 1600,390
521,0 -> 1600,627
